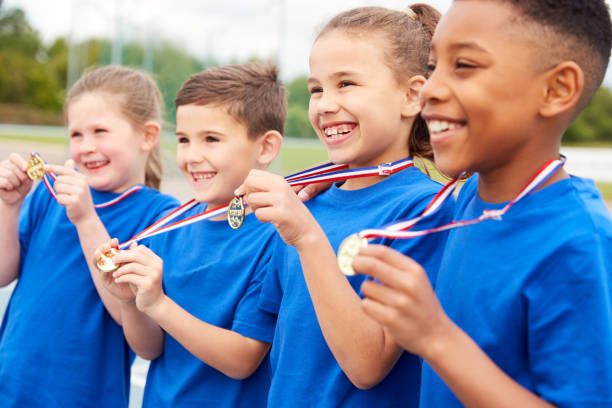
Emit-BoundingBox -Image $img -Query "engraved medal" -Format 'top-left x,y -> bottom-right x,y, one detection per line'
337,233 -> 368,276
227,196 -> 245,229
96,248 -> 120,273
26,153 -> 45,181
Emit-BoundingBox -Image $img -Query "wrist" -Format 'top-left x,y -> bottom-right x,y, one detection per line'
421,317 -> 461,366
143,294 -> 170,321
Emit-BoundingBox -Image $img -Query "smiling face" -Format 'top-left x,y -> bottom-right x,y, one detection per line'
307,30 -> 415,169
175,103 -> 263,208
421,1 -> 548,179
67,91 -> 148,192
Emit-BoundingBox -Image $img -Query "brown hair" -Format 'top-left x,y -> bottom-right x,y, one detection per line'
65,65 -> 164,190
174,62 -> 287,139
316,4 -> 441,160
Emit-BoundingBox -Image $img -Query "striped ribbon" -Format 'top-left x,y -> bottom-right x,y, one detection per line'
358,157 -> 565,241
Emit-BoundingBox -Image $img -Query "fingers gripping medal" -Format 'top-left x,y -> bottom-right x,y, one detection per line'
337,233 -> 368,276
26,153 -> 45,181
228,196 -> 245,229
96,248 -> 121,273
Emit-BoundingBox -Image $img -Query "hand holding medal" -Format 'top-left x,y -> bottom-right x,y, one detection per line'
0,153 -> 36,206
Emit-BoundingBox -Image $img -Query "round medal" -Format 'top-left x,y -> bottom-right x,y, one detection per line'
227,196 -> 245,230
96,248 -> 120,273
26,154 -> 45,181
337,233 -> 368,276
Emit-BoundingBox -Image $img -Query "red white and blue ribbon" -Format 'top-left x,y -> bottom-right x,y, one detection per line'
285,158 -> 414,187
32,152 -> 144,209
356,157 -> 566,241
117,157 -> 416,248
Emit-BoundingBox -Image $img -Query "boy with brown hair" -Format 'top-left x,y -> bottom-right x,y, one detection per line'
353,1 -> 612,407
96,62 -> 286,407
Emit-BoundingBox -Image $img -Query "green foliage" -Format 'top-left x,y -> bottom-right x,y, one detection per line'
284,75 -> 316,138
0,7 -> 65,112
565,87 -> 612,143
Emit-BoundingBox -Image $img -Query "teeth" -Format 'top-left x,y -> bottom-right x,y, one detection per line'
324,125 -> 353,137
85,161 -> 108,168
192,172 -> 215,180
427,120 -> 459,133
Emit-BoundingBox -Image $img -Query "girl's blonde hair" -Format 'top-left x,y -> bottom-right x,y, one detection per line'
316,4 -> 441,161
64,65 -> 164,190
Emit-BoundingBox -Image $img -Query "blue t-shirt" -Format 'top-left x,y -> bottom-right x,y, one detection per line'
142,205 -> 277,408
259,166 -> 455,407
0,182 -> 178,408
420,175 -> 612,408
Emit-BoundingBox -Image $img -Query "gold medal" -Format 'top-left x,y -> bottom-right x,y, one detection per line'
227,196 -> 245,229
337,233 -> 368,276
96,248 -> 120,273
26,154 -> 45,181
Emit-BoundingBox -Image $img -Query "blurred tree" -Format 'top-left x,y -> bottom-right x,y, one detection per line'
0,7 -> 65,121
285,75 -> 315,138
565,87 -> 612,144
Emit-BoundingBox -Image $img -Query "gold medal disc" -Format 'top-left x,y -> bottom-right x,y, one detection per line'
227,197 -> 245,230
96,248 -> 120,273
26,154 -> 45,181
337,233 -> 368,276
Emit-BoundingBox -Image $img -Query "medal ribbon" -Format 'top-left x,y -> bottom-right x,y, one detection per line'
31,152 -> 144,209
116,157 -> 415,248
285,158 -> 414,187
357,157 -> 565,241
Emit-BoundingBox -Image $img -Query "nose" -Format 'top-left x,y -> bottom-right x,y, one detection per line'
183,143 -> 204,164
79,135 -> 96,154
312,90 -> 340,116
420,67 -> 450,107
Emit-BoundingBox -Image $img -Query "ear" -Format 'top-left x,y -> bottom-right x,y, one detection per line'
141,121 -> 161,152
401,75 -> 426,118
255,130 -> 283,168
539,61 -> 584,118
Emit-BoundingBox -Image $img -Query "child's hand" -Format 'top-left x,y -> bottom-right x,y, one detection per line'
46,160 -> 96,225
0,153 -> 33,205
111,243 -> 166,314
353,244 -> 453,358
235,169 -> 319,248
94,239 -> 137,303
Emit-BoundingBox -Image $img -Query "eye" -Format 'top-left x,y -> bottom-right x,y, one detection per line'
426,62 -> 436,73
177,136 -> 189,144
339,80 -> 354,88
94,128 -> 107,134
309,86 -> 323,94
206,135 -> 219,143
455,60 -> 477,70
70,131 -> 82,138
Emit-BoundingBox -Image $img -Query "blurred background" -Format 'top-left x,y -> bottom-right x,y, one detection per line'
1,1 -> 611,407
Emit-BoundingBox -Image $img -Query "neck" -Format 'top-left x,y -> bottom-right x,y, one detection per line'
477,155 -> 568,203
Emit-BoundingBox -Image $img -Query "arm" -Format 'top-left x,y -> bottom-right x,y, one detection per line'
355,244 -> 556,408
0,154 -> 34,286
47,161 -> 124,324
112,244 -> 270,378
237,169 -> 402,389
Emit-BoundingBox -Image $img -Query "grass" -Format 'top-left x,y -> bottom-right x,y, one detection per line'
596,182 -> 612,201
0,134 -> 66,145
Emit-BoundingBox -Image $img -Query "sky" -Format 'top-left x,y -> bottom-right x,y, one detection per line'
3,0 -> 612,87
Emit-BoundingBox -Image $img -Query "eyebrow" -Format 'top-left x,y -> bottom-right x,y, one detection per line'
308,70 -> 359,85
448,41 -> 488,53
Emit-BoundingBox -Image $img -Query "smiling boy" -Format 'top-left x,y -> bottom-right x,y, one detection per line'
353,1 -> 612,407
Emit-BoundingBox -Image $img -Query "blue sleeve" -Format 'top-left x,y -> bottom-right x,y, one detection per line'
232,243 -> 277,343
525,233 -> 612,407
258,236 -> 284,315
